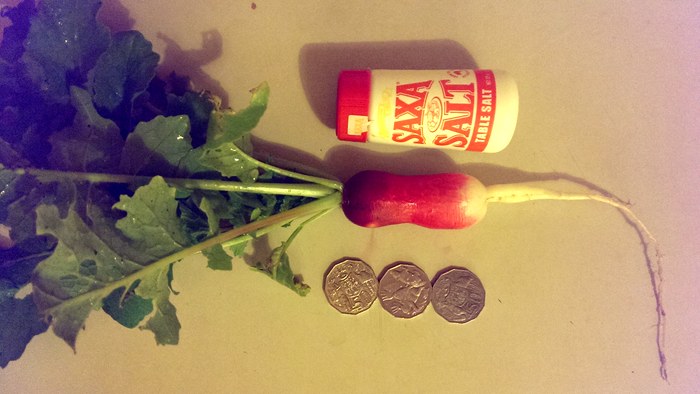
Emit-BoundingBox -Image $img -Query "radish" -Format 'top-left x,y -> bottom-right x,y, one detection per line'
342,171 -> 488,229
342,170 -> 666,379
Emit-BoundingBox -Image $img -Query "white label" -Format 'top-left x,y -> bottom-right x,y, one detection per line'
346,115 -> 369,136
367,69 -> 498,152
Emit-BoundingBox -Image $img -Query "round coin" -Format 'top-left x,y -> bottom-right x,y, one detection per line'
378,263 -> 432,318
324,258 -> 378,314
431,267 -> 485,323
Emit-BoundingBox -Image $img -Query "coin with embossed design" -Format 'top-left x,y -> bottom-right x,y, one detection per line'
378,263 -> 431,318
431,267 -> 485,323
324,258 -> 378,314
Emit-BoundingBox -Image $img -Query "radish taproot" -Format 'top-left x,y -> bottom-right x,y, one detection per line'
342,170 -> 666,380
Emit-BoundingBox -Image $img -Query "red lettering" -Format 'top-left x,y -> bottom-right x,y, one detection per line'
393,80 -> 432,138
394,117 -> 422,134
396,80 -> 433,100
395,96 -> 424,119
439,80 -> 474,99
392,131 -> 425,144
433,133 -> 468,148
441,116 -> 472,135
444,100 -> 473,114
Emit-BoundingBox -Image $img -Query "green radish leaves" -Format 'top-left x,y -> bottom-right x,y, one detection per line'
32,204 -> 136,349
193,141 -> 260,182
49,87 -> 124,172
101,282 -> 154,329
206,82 -> 269,145
131,265 -> 181,345
0,283 -> 49,368
89,30 -> 160,121
22,0 -> 110,102
119,116 -> 193,177
0,0 -> 338,368
33,177 -> 189,348
258,245 -> 311,296
113,176 -> 190,258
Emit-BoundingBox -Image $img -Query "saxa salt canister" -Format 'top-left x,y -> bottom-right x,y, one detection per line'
336,69 -> 518,152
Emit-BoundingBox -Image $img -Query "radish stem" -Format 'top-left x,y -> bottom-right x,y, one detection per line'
486,181 -> 667,381
234,147 -> 343,191
10,167 -> 337,198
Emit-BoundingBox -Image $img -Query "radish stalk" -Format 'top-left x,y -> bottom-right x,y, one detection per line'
9,167 -> 338,198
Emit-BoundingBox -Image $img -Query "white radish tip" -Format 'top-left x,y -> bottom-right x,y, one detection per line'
462,177 -> 488,226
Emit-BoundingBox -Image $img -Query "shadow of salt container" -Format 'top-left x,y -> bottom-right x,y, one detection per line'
298,40 -> 478,129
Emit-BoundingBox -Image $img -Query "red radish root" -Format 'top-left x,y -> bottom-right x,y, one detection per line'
342,171 -> 487,229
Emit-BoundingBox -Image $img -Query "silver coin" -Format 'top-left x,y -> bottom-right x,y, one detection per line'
431,267 -> 485,323
324,258 -> 378,314
378,263 -> 431,318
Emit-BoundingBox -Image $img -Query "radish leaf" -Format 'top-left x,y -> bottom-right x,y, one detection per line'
0,0 -> 35,62
48,87 -> 123,172
197,194 -> 221,235
205,82 -> 269,145
203,245 -> 232,271
113,176 -> 190,259
89,30 -> 159,117
1,0 -> 340,367
133,265 -> 180,345
0,168 -> 68,257
258,246 -> 310,296
119,115 -> 193,177
32,205 -> 136,349
192,141 -> 260,182
0,282 -> 48,368
101,282 -> 153,329
32,177 -> 191,348
21,0 -> 109,102
166,91 -> 216,148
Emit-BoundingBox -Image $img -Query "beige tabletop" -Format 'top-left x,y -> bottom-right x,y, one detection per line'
3,0 -> 699,392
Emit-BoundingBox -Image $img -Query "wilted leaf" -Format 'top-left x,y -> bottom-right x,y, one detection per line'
256,245 -> 309,296
205,82 -> 269,145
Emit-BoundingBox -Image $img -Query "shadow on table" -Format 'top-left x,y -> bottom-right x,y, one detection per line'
299,40 -> 478,129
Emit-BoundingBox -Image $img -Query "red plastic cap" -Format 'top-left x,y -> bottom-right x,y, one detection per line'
336,70 -> 371,142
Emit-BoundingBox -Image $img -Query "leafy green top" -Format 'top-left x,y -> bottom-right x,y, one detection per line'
0,0 -> 342,368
